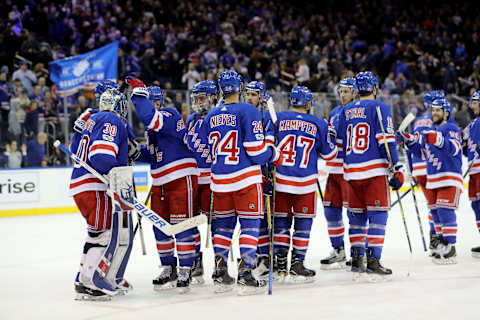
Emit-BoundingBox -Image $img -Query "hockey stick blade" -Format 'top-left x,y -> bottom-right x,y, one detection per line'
267,97 -> 277,124
169,215 -> 207,235
398,113 -> 415,132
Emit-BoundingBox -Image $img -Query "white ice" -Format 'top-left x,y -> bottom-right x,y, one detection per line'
2,190 -> 479,320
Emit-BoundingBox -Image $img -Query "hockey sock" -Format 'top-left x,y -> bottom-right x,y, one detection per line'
256,213 -> 269,256
175,228 -> 196,268
213,216 -> 236,262
472,200 -> 480,233
238,217 -> 260,268
347,210 -> 367,256
428,211 -> 435,234
430,209 -> 443,239
153,225 -> 175,266
292,217 -> 313,261
193,227 -> 201,259
366,210 -> 388,259
274,216 -> 293,254
324,206 -> 344,249
437,208 -> 457,244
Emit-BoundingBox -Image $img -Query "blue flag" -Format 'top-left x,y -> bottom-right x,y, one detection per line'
49,41 -> 118,95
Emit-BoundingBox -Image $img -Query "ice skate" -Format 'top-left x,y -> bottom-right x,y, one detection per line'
190,252 -> 205,285
350,247 -> 366,281
237,259 -> 267,296
471,246 -> 480,258
153,260 -> 178,291
432,243 -> 457,265
176,267 -> 191,294
289,253 -> 316,283
320,247 -> 347,270
115,279 -> 133,295
429,233 -> 442,257
274,249 -> 288,283
74,282 -> 112,302
212,256 -> 234,293
366,257 -> 392,282
253,255 -> 270,280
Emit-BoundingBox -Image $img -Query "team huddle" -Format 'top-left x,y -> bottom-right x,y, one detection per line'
67,70 -> 480,301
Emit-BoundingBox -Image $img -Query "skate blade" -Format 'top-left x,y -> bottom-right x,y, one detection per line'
213,283 -> 234,294
75,293 -> 112,302
288,275 -> 316,284
273,273 -> 287,284
252,264 -> 269,279
320,261 -> 347,271
352,271 -> 367,282
237,285 -> 267,296
177,286 -> 191,294
153,282 -> 177,291
471,252 -> 480,259
432,257 -> 457,265
366,273 -> 392,283
190,276 -> 205,286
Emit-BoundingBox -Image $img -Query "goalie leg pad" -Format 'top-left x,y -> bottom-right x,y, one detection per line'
108,166 -> 134,211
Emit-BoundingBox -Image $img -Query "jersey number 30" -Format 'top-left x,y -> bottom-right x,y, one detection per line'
277,134 -> 315,168
345,123 -> 370,155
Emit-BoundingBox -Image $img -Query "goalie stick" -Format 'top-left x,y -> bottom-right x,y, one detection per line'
55,140 -> 206,236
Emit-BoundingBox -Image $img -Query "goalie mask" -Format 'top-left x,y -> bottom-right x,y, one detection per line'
99,88 -> 128,118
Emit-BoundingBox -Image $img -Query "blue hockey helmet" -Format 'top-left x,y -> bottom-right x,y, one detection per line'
191,80 -> 217,113
218,71 -> 243,95
148,86 -> 164,105
95,80 -> 119,98
423,91 -> 433,108
290,86 -> 314,107
471,91 -> 480,102
339,77 -> 356,89
431,98 -> 452,120
355,71 -> 378,94
245,81 -> 267,101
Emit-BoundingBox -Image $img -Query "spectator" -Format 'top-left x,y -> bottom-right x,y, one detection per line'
26,132 -> 47,167
454,102 -> 471,129
0,69 -> 10,142
12,61 -> 37,96
181,63 -> 201,90
2,140 -> 26,168
295,59 -> 310,87
24,100 -> 39,139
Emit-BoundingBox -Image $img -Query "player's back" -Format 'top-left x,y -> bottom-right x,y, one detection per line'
204,102 -> 271,192
326,104 -> 344,174
69,111 -> 128,196
275,111 -> 337,194
340,99 -> 396,180
409,114 -> 432,176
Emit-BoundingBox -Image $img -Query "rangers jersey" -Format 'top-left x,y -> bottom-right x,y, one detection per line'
132,96 -> 198,186
325,105 -> 344,174
338,99 -> 399,181
408,114 -> 432,177
275,111 -> 337,194
68,111 -> 128,196
186,113 -> 212,185
198,102 -> 274,192
466,117 -> 480,175
408,121 -> 463,189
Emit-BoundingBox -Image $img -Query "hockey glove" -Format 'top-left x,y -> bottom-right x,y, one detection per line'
423,130 -> 444,148
388,163 -> 405,191
396,130 -> 415,146
128,139 -> 141,162
263,176 -> 273,197
125,76 -> 146,89
328,122 -> 337,142
74,108 -> 98,133
270,145 -> 283,167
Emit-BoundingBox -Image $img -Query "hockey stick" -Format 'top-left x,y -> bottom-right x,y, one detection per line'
316,180 -> 324,202
205,191 -> 214,248
375,107 -> 413,255
133,185 -> 151,255
405,162 -> 428,252
267,97 -> 277,295
55,140 -> 206,236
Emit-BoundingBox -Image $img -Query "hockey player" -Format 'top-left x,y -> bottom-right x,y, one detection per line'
320,77 -> 356,269
273,86 -> 337,282
464,91 -> 480,257
185,80 -> 218,284
197,71 -> 279,295
399,98 -> 462,264
244,80 -> 275,278
338,71 -> 404,279
69,88 -> 134,301
126,78 -> 200,293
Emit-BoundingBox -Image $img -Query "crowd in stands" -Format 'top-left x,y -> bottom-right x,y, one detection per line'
1,0 -> 480,167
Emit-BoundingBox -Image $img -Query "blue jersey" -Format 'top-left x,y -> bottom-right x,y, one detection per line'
68,111 -> 128,196
199,102 -> 274,192
407,114 -> 432,177
338,99 -> 399,181
186,113 -> 212,185
325,105 -> 344,174
132,96 -> 198,186
465,117 -> 480,175
408,121 -> 462,189
275,111 -> 337,194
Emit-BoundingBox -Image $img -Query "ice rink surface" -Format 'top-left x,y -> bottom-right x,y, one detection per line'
2,190 -> 479,320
